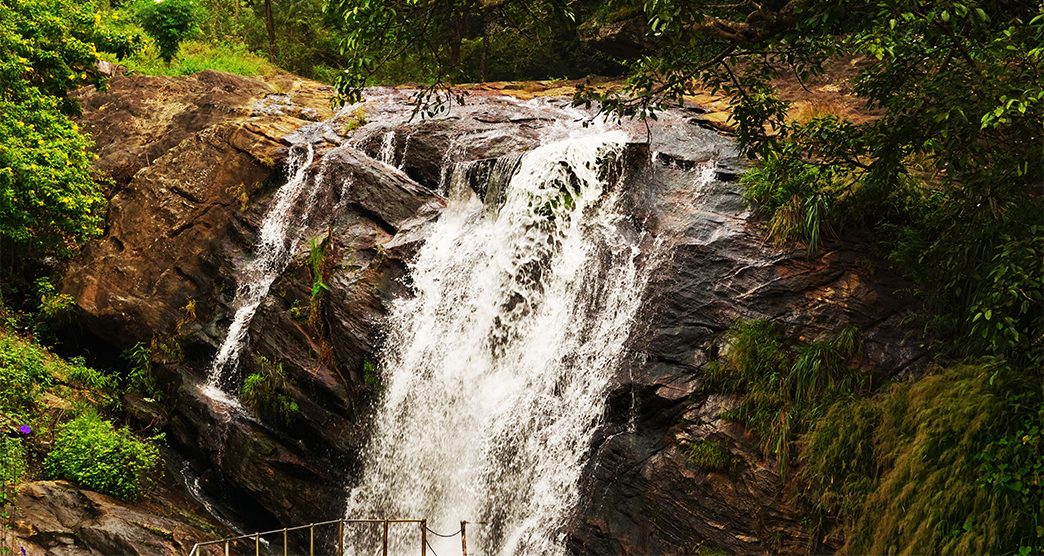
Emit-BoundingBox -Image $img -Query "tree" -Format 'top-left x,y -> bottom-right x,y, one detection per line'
0,0 -> 138,271
134,0 -> 201,64
326,0 -> 608,108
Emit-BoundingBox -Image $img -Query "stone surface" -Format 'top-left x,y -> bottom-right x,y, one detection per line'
10,480 -> 220,556
62,72 -> 923,553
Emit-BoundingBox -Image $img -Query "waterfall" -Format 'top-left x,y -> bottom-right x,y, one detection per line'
202,141 -> 323,401
343,130 -> 660,555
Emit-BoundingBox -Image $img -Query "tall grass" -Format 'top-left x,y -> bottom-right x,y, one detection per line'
106,39 -> 276,78
703,320 -> 865,475
801,361 -> 1042,555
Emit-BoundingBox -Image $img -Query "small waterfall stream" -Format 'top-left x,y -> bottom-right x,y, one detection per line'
202,130 -> 331,401
343,130 -> 662,555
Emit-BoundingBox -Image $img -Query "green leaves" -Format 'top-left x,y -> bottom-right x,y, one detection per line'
0,95 -> 106,255
132,0 -> 201,63
44,410 -> 161,500
241,355 -> 299,426
0,0 -> 137,261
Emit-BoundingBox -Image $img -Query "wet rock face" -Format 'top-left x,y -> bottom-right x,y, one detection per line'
568,139 -> 923,554
64,74 -> 922,552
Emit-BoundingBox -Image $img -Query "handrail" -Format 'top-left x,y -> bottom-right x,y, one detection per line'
188,518 -> 430,556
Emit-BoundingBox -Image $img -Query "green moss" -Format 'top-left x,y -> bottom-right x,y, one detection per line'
341,105 -> 368,134
688,438 -> 741,474
801,362 -> 1043,555
363,358 -> 381,392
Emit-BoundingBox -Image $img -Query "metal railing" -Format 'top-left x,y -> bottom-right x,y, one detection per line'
188,518 -> 481,556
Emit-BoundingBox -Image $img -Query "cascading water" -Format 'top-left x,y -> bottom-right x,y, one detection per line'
202,139 -> 325,401
343,130 -> 661,555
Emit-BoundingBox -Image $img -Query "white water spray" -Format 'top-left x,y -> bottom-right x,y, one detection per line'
343,131 -> 661,555
202,142 -> 323,400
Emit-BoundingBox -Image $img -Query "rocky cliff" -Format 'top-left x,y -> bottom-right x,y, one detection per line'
57,71 -> 921,554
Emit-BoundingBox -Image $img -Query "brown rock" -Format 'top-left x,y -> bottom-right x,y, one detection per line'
11,481 -> 219,556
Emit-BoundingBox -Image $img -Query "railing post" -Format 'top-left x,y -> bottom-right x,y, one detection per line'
309,524 -> 315,556
224,540 -> 230,556
382,520 -> 389,556
338,520 -> 345,556
461,521 -> 468,556
255,532 -> 260,556
420,519 -> 427,556
283,528 -> 288,556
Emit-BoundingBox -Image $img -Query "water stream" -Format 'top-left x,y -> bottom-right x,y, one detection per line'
343,130 -> 662,555
202,137 -> 326,403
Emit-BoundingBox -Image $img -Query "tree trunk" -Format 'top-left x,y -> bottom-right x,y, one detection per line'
479,9 -> 488,81
264,0 -> 277,60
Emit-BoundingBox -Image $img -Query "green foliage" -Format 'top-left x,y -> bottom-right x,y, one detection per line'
589,0 -> 1044,371
306,234 -> 333,332
67,356 -> 118,400
688,438 -> 740,474
801,362 -> 1043,555
0,0 -> 137,263
0,94 -> 107,257
132,0 -> 201,63
0,437 -> 26,506
44,410 -> 161,500
241,355 -> 299,426
704,320 -> 865,474
0,333 -> 54,422
308,236 -> 329,300
0,0 -> 140,106
113,38 -> 275,76
32,277 -> 77,339
362,357 -> 380,391
328,0 -> 614,104
124,341 -> 161,399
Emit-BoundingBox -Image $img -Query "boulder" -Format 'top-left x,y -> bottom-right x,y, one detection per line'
10,481 -> 220,556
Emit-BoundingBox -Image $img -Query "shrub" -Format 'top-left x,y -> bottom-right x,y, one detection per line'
123,341 -> 161,399
110,39 -> 275,77
0,333 -> 53,420
44,411 -> 161,500
0,436 -> 26,506
241,355 -> 298,426
801,362 -> 1042,555
133,0 -> 201,63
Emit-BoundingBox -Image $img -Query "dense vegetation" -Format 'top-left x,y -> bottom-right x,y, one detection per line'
708,320 -> 1042,554
0,0 -> 137,283
0,331 -> 161,507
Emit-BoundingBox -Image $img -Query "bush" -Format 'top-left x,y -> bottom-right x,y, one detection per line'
0,333 -> 54,421
133,0 -> 200,63
241,355 -> 298,426
0,436 -> 26,506
44,411 -> 161,500
112,39 -> 275,76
